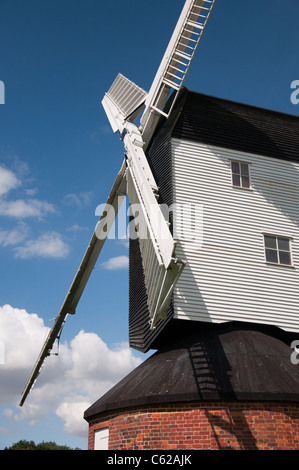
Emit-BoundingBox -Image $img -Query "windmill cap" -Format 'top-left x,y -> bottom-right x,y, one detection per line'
84,322 -> 299,421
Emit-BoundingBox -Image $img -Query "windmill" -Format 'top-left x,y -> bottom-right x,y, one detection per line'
19,0 -> 216,407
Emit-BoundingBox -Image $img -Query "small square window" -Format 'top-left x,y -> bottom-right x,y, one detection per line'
231,161 -> 251,189
264,235 -> 292,266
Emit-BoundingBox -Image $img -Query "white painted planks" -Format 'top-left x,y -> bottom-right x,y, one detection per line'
172,138 -> 299,333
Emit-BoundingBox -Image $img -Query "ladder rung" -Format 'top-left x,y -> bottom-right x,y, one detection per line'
193,12 -> 209,19
196,15 -> 210,21
178,42 -> 195,51
170,56 -> 189,68
162,78 -> 180,90
189,18 -> 206,27
192,5 -> 211,11
193,0 -> 214,4
181,34 -> 198,44
166,70 -> 184,81
183,27 -> 200,37
192,1 -> 214,11
174,50 -> 193,61
192,3 -> 213,12
187,20 -> 204,30
167,63 -> 187,74
151,105 -> 169,118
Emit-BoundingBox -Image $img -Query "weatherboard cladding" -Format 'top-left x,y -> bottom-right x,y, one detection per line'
128,236 -> 174,351
128,88 -> 299,351
171,88 -> 299,163
172,139 -> 299,332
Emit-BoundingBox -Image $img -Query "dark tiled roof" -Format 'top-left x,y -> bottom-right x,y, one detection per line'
84,322 -> 299,420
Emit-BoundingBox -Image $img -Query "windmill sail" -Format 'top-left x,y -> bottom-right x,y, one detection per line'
140,0 -> 215,147
103,78 -> 186,328
103,73 -> 147,125
126,164 -> 185,327
19,163 -> 126,406
19,0 -> 215,407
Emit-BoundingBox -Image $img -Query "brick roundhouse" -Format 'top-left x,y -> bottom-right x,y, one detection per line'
84,322 -> 299,450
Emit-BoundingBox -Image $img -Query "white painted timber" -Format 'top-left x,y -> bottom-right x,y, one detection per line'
102,84 -> 186,328
105,73 -> 147,122
126,161 -> 184,329
172,138 -> 299,333
140,0 -> 215,148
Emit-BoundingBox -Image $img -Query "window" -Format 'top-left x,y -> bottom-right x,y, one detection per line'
231,161 -> 250,188
94,427 -> 109,450
264,235 -> 292,266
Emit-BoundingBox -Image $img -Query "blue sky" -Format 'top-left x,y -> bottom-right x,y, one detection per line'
0,0 -> 299,450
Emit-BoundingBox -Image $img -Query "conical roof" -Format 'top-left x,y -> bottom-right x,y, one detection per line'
84,322 -> 299,421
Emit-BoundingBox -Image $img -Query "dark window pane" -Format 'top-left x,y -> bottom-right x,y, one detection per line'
241,163 -> 249,176
232,174 -> 241,186
266,249 -> 278,263
264,236 -> 277,249
242,176 -> 250,188
277,237 -> 290,251
279,251 -> 291,265
231,162 -> 240,174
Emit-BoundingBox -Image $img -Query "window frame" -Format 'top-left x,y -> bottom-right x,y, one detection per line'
263,234 -> 293,267
230,160 -> 252,190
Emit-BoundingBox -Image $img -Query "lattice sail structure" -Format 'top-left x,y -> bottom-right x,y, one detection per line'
19,0 -> 215,407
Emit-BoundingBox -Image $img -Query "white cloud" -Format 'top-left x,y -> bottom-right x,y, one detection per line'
101,255 -> 129,270
0,223 -> 29,247
0,199 -> 55,218
13,232 -> 70,259
0,304 -> 143,437
0,164 -> 55,220
66,224 -> 88,233
0,166 -> 21,197
56,399 -> 91,436
0,224 -> 70,261
63,192 -> 92,208
0,306 -> 58,376
0,164 -> 69,260
24,188 -> 38,197
118,238 -> 129,249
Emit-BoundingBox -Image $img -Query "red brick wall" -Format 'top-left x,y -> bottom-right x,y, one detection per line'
87,401 -> 299,450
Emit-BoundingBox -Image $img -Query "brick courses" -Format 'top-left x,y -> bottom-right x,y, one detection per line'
87,401 -> 299,450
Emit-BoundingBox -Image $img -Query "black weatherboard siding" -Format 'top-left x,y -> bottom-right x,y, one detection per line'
172,88 -> 299,162
128,88 -> 299,353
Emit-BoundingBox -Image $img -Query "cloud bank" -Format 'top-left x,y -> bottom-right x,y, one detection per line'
0,167 -> 21,197
0,304 -> 142,438
13,232 -> 70,259
0,164 -> 70,259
